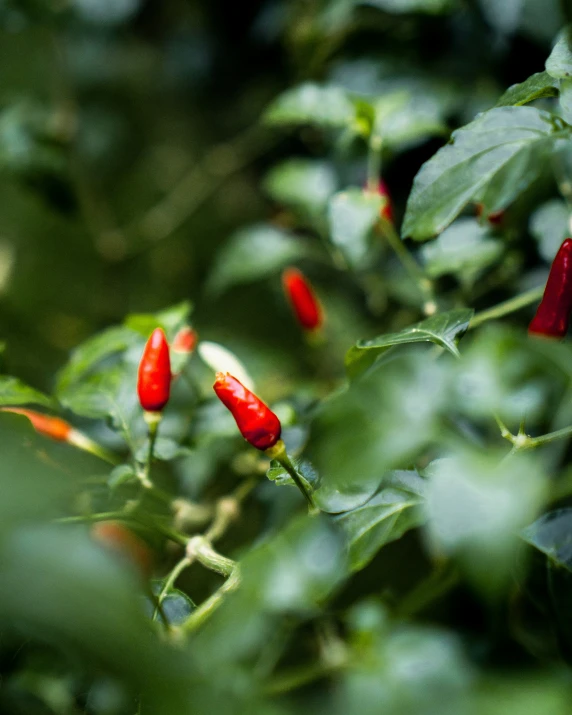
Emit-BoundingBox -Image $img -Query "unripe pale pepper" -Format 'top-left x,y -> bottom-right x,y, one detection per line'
213,372 -> 281,450
529,238 -> 572,339
137,328 -> 172,412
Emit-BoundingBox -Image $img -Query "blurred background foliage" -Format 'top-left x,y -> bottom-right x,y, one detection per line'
3,0 -> 572,714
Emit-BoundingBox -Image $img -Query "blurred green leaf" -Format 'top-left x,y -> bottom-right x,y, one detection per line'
263,83 -> 356,128
263,159 -> 337,219
529,199 -> 569,261
335,470 -> 426,570
0,375 -> 53,408
402,107 -> 559,240
56,326 -> 140,394
361,0 -> 455,13
328,188 -> 382,268
346,309 -> 473,379
308,353 -> 447,513
546,25 -> 572,79
424,449 -> 547,595
125,302 -> 192,339
207,224 -> 315,295
420,218 -> 503,284
496,71 -> 559,107
373,90 -> 447,150
560,78 -> 572,123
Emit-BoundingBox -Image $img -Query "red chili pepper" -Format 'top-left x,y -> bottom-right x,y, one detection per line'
282,268 -> 323,332
376,179 -> 393,223
0,407 -> 73,441
137,327 -> 172,412
529,238 -> 572,338
172,326 -> 197,354
213,372 -> 281,450
475,203 -> 504,226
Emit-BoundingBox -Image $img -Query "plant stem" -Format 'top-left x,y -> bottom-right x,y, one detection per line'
140,412 -> 160,489
265,441 -> 316,509
469,285 -> 544,330
378,219 -> 436,315
153,556 -> 192,622
264,660 -> 345,696
499,421 -> 572,451
181,566 -> 241,633
186,535 -> 236,577
366,133 -> 382,191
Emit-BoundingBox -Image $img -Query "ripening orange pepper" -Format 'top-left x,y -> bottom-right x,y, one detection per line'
282,268 -> 323,332
1,407 -> 73,441
91,521 -> 153,578
137,328 -> 172,412
213,372 -> 281,450
172,326 -> 198,354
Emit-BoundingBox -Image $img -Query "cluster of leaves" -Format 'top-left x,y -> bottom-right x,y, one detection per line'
5,1 -> 572,715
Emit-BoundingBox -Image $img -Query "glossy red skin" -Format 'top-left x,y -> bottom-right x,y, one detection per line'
1,407 -> 72,441
377,179 -> 393,223
282,268 -> 323,331
172,326 -> 197,353
529,238 -> 572,338
137,328 -> 172,411
213,372 -> 281,450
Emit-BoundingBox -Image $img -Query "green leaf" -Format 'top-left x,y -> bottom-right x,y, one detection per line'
420,218 -> 503,284
328,188 -> 382,268
345,309 -> 473,380
402,107 -> 559,240
124,301 -> 192,338
0,376 -> 54,408
335,470 -> 426,571
546,25 -> 572,79
263,83 -> 356,128
266,458 -> 318,490
529,199 -> 569,261
108,464 -> 137,490
373,90 -> 447,150
522,509 -> 572,571
424,449 -> 547,596
207,224 -> 314,295
56,326 -> 140,393
560,78 -> 572,123
263,159 -> 337,218
496,71 -> 559,107
308,353 -> 448,513
147,581 -> 195,626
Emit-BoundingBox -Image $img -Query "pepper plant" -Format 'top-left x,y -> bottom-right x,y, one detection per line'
4,1 -> 572,714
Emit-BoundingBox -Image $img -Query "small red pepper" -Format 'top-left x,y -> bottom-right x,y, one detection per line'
1,407 -> 72,441
529,238 -> 572,338
213,372 -> 281,450
172,326 -> 198,354
137,327 -> 172,412
475,203 -> 504,227
282,268 -> 323,332
376,179 -> 393,223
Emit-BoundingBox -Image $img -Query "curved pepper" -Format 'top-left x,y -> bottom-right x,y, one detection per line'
529,238 -> 572,339
213,372 -> 281,450
377,179 -> 393,223
137,327 -> 172,412
282,268 -> 323,332
1,407 -> 72,441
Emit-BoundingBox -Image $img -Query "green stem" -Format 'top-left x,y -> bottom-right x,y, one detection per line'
186,535 -> 236,577
55,511 -> 125,525
153,556 -> 191,622
140,412 -> 160,489
181,566 -> 241,633
264,661 -> 345,696
379,219 -> 435,314
366,133 -> 382,191
395,564 -> 459,618
469,285 -> 544,330
266,441 -> 316,509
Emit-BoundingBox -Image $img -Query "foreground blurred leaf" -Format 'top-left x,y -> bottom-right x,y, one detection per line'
373,89 -> 447,151
346,309 -> 473,379
335,470 -> 426,570
308,353 -> 447,512
263,159 -> 337,220
207,225 -> 314,295
402,107 -> 559,240
361,0 -> 455,13
424,449 -> 547,596
496,71 -> 559,107
263,83 -> 355,128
